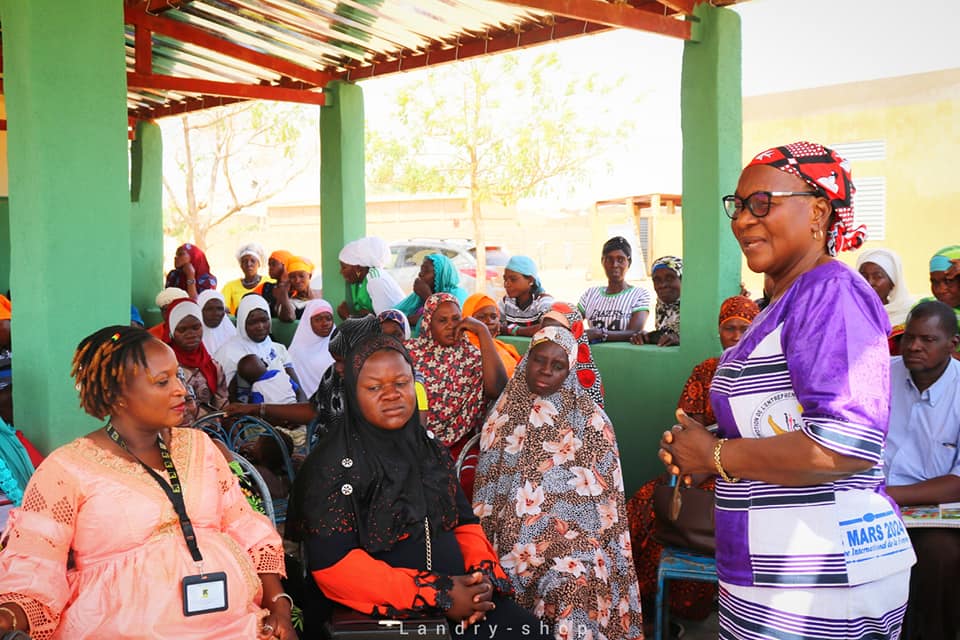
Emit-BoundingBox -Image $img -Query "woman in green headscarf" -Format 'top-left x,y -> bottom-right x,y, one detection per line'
924,245 -> 960,355
0,418 -> 36,530
395,253 -> 469,337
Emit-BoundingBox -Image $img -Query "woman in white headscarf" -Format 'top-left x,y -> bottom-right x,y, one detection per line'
856,247 -> 915,329
197,289 -> 237,356
337,236 -> 405,319
288,299 -> 337,397
213,294 -> 301,401
221,242 -> 273,314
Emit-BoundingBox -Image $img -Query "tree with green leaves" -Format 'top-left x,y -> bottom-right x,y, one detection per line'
162,102 -> 313,251
366,51 -> 633,287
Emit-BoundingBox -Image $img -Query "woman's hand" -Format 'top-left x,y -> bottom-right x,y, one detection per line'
657,332 -> 680,347
446,572 -> 495,623
457,316 -> 488,338
659,409 -> 717,479
629,331 -> 646,345
337,301 -> 350,320
259,605 -> 296,639
412,277 -> 432,301
586,327 -> 604,343
274,279 -> 290,301
182,261 -> 196,278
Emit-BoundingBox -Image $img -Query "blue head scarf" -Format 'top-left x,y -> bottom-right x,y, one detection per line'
505,255 -> 542,289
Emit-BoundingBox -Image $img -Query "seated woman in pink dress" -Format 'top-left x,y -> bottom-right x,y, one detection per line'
0,325 -> 294,639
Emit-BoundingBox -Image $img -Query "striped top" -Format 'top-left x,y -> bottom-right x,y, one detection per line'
577,285 -> 651,331
499,293 -> 555,328
710,260 -> 915,588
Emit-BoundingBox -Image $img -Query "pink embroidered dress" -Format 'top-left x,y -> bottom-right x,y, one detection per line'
0,427 -> 284,639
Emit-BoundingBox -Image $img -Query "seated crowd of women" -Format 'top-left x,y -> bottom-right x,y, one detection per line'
1,140 -> 958,639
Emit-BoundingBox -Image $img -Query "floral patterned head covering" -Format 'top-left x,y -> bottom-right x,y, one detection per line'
544,301 -> 604,407
746,141 -> 864,256
651,255 -> 683,278
530,327 -> 577,369
718,296 -> 760,327
420,292 -> 461,341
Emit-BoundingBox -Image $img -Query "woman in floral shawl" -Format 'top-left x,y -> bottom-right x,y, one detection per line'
405,293 -> 507,470
473,327 -> 643,640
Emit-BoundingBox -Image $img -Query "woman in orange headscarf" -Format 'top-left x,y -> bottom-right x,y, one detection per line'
462,293 -> 521,378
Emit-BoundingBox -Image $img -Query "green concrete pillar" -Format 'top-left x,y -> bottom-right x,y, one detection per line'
590,4 -> 743,494
0,198 -> 8,295
2,0 -> 130,451
130,120 -> 164,324
320,81 -> 366,314
679,4 -> 743,358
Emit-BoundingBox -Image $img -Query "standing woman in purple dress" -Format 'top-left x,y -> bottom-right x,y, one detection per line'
660,142 -> 915,639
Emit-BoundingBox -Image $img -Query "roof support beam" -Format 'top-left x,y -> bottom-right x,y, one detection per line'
657,0 -> 697,15
492,0 -> 691,39
124,7 -> 335,87
127,73 -> 326,105
343,19 -> 609,81
134,24 -> 152,75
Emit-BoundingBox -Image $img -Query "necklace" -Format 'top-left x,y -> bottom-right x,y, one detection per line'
242,275 -> 261,288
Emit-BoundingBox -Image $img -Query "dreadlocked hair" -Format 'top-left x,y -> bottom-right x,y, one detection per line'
71,325 -> 154,419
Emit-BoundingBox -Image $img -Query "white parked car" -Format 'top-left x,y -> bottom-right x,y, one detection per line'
385,239 -> 508,299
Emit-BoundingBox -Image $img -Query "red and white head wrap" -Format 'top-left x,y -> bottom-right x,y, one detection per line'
747,141 -> 865,256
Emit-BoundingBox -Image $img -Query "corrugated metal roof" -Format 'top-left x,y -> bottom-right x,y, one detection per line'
6,0 -> 745,120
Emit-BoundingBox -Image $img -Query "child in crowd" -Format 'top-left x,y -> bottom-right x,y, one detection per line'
237,354 -> 298,405
499,255 -> 554,337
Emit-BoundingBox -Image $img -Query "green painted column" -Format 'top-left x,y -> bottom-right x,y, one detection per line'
679,3 -> 743,361
0,198 -> 8,295
320,81 -> 366,315
130,120 -> 164,324
2,0 -> 130,451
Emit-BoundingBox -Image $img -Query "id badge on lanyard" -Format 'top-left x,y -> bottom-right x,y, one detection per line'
105,423 -> 229,616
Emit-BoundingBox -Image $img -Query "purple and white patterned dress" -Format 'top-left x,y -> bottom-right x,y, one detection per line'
709,260 -> 915,639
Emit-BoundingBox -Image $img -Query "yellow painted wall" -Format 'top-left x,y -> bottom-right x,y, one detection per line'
742,69 -> 960,299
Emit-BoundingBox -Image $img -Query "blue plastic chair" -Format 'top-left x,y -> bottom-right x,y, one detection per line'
191,411 -> 231,447
654,547 -> 717,640
654,475 -> 718,640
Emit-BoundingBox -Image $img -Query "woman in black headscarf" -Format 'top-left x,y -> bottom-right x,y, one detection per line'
289,335 -> 549,638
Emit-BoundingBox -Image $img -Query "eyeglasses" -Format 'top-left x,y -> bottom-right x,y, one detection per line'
722,191 -> 821,220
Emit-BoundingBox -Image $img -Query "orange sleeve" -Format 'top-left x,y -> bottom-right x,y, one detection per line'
454,523 -> 513,594
312,548 -> 452,617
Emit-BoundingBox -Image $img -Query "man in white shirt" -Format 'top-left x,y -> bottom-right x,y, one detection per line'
884,300 -> 960,640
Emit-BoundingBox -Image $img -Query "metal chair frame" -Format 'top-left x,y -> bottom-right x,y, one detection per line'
230,450 -> 277,527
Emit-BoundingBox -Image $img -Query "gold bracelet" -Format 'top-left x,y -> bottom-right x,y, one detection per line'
713,438 -> 740,483
0,605 -> 19,630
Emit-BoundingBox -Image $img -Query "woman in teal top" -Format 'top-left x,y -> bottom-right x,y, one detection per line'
395,253 -> 469,336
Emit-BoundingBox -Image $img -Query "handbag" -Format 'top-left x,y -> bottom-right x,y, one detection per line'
324,606 -> 451,640
652,479 -> 716,555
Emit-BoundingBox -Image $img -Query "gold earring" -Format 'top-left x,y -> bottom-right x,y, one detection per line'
812,229 -> 823,240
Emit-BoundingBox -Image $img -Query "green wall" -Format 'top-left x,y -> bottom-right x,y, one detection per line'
320,81 -> 367,316
130,120 -> 164,321
2,0 -> 131,450
0,198 -> 8,295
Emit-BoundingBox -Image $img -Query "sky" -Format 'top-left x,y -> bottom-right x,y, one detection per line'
356,0 -> 960,206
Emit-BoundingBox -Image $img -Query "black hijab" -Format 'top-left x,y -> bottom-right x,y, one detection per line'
289,334 -> 462,552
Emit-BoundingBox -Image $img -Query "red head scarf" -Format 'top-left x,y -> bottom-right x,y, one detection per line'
162,298 -> 220,394
168,243 -> 216,291
747,142 -> 865,256
718,295 -> 760,327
